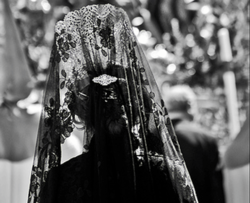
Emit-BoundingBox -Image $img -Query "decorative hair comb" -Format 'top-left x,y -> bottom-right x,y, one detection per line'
92,74 -> 118,86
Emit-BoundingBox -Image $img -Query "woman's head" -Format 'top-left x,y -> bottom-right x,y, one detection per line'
54,4 -> 165,157
69,79 -> 127,136
29,5 -> 199,203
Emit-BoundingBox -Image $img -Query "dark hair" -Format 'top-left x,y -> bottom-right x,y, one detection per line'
68,82 -> 126,136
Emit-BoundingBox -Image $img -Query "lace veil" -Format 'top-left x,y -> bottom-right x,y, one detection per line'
28,4 -> 198,203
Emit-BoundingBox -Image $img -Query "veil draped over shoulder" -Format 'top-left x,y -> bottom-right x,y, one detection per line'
28,4 -> 198,203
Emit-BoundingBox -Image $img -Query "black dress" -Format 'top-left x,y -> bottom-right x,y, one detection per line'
42,138 -> 181,203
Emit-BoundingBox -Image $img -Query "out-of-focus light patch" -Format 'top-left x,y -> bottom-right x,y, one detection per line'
200,5 -> 212,15
223,0 -> 230,5
133,27 -> 140,36
197,56 -> 205,62
200,28 -> 211,39
149,50 -> 159,59
140,8 -> 150,20
31,0 -> 37,2
168,53 -> 176,62
158,49 -> 168,58
220,13 -> 230,27
206,14 -> 217,24
186,2 -> 200,11
155,44 -> 169,58
166,63 -> 177,74
218,28 -> 233,62
186,34 -> 196,47
188,25 -> 196,33
132,17 -> 144,27
62,6 -> 70,14
171,18 -> 180,33
184,0 -> 194,3
188,68 -> 196,75
186,61 -> 194,69
155,44 -> 165,50
41,0 -> 51,12
207,43 -> 216,56
26,104 -> 42,115
137,30 -> 157,47
137,30 -> 152,44
166,52 -> 176,63
37,73 -> 47,82
12,107 -> 21,117
201,61 -> 210,73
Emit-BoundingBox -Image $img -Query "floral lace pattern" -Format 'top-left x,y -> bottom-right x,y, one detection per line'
28,4 -> 198,203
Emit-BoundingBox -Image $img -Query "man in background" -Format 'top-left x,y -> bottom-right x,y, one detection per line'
164,85 -> 225,203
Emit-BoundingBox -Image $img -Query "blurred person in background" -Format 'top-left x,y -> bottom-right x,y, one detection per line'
164,85 -> 225,203
0,0 -> 40,202
222,106 -> 249,203
0,0 -> 82,202
222,109 -> 249,169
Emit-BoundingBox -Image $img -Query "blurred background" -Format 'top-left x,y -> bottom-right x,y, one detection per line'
0,0 -> 249,202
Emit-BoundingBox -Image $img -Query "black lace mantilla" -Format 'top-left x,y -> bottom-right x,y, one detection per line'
28,4 -> 198,203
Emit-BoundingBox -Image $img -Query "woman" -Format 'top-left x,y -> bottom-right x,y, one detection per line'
28,4 -> 198,203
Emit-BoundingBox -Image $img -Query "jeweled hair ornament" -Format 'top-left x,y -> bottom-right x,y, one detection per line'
92,74 -> 118,86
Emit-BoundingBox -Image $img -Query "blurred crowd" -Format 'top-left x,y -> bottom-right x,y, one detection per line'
0,0 -> 249,203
